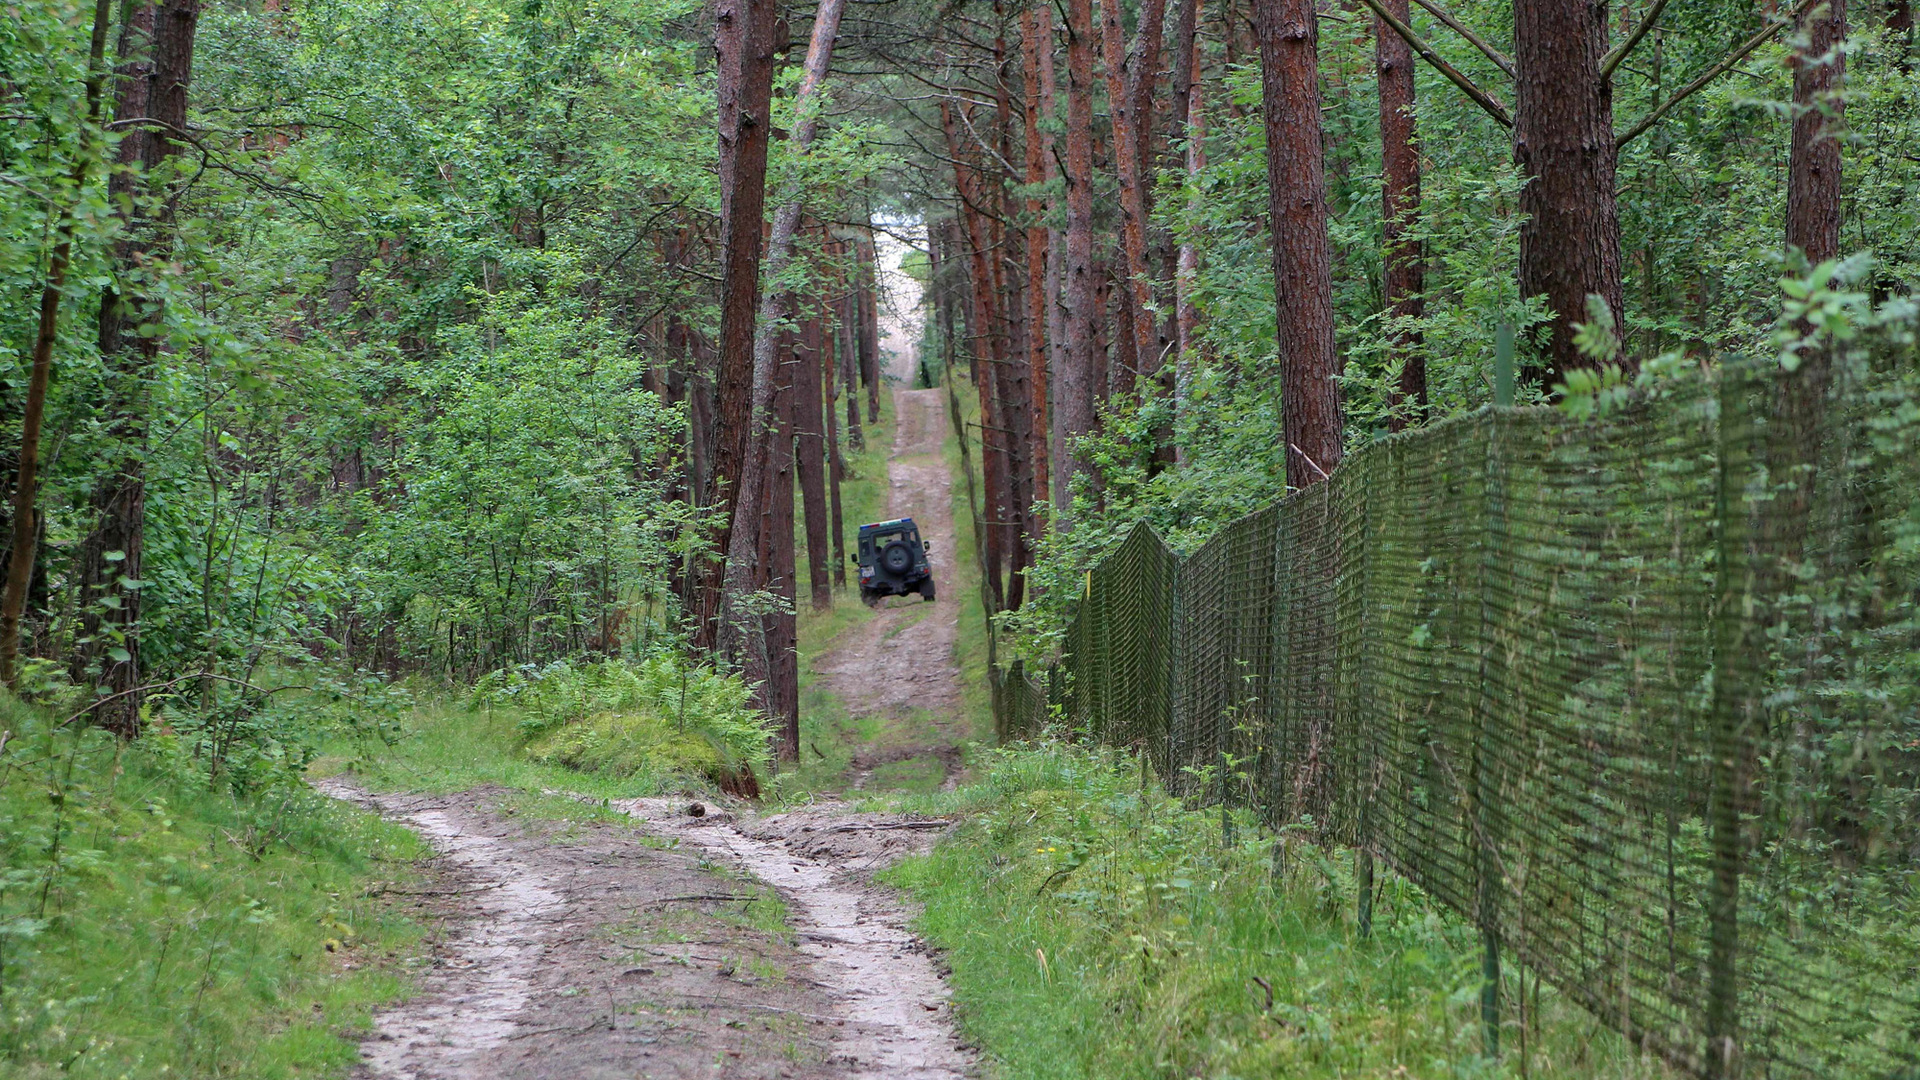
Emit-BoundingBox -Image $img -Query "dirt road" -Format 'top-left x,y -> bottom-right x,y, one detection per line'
327,782 -> 972,1079
328,231 -> 980,1079
810,229 -> 971,786
810,385 -> 970,786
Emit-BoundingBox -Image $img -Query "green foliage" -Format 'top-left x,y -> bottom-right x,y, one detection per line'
888,743 -> 1673,1079
475,656 -> 770,785
0,693 -> 426,1078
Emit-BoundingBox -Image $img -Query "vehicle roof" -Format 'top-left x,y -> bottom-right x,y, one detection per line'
857,518 -> 917,533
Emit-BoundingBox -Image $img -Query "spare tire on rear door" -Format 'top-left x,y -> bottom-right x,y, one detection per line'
881,540 -> 915,575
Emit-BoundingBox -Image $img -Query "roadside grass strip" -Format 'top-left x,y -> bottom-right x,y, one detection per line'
884,742 -> 1678,1080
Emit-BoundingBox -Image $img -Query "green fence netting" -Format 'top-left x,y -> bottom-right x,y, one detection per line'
993,350 -> 1920,1078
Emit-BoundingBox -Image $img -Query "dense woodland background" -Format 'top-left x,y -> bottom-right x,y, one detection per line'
1,0 -> 1915,764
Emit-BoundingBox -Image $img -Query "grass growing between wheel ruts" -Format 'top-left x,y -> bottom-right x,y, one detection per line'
0,694 -> 428,1079
882,742 -> 1680,1080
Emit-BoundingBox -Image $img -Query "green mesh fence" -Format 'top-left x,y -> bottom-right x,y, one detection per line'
995,350 -> 1920,1078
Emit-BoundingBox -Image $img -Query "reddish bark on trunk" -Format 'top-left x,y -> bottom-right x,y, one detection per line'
1022,4 -> 1054,516
1173,0 -> 1206,463
1513,0 -> 1625,383
1253,0 -> 1342,488
699,0 -> 779,652
1058,0 -> 1101,510
69,0 -> 199,730
941,100 -> 1010,611
762,334 -> 800,760
823,295 -> 848,588
857,231 -> 882,424
1100,0 -> 1168,393
1377,0 -> 1426,430
796,305 -> 832,611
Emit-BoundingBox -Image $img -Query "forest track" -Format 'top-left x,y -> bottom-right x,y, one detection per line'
812,387 -> 970,790
322,781 -> 973,1079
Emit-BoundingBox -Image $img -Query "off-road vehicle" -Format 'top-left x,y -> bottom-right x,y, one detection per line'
853,518 -> 934,605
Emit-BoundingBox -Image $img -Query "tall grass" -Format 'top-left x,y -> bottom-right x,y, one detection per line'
884,742 -> 1679,1080
0,694 -> 425,1078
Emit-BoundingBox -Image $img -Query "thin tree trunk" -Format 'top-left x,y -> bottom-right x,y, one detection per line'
824,296 -> 848,588
1378,0 -> 1426,430
796,300 -> 832,611
716,0 -> 848,661
941,100 -> 1010,611
1253,0 -> 1342,489
1173,0 -> 1206,464
831,235 -> 866,450
992,19 -> 1036,605
858,229 -> 883,423
1771,0 -> 1847,563
5,11 -> 108,684
1513,0 -> 1625,383
699,0 -> 779,653
1100,0 -> 1168,393
1,0 -> 114,690
1059,0 -> 1100,512
762,332 -> 801,760
1022,4 -> 1055,517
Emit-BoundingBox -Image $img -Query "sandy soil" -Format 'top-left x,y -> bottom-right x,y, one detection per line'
811,231 -> 972,786
324,781 -> 973,1079
324,225 -> 981,1080
811,386 -> 967,770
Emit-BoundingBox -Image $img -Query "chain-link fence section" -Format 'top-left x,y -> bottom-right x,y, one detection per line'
993,345 -> 1920,1078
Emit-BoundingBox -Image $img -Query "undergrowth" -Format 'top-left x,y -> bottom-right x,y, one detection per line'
0,694 -> 424,1078
477,655 -> 767,793
885,742 -> 1679,1080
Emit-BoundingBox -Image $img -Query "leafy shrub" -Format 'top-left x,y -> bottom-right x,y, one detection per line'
473,656 -> 768,794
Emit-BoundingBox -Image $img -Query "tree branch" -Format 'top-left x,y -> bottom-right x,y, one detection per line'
1357,0 -> 1513,128
1408,0 -> 1513,78
1600,0 -> 1671,83
1614,0 -> 1817,149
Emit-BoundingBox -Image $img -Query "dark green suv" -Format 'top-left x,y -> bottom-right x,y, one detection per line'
854,518 -> 934,605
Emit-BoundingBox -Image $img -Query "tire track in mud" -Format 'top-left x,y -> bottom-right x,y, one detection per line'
324,781 -> 974,1079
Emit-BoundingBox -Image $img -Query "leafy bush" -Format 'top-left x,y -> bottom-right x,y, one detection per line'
474,656 -> 769,794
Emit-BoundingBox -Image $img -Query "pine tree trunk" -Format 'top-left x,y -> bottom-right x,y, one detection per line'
699,0 -> 779,653
831,236 -> 866,450
69,0 -> 196,730
1771,0 -> 1847,562
991,25 -> 1037,601
716,0 -> 846,661
1513,0 -> 1625,383
1173,0 -> 1206,464
859,230 -> 883,424
762,332 -> 801,760
1058,0 -> 1100,514
1022,4 -> 1055,517
824,304 -> 848,588
941,100 -> 1010,611
795,304 -> 832,611
1377,0 -> 1426,430
1253,0 -> 1341,489
1100,0 -> 1168,393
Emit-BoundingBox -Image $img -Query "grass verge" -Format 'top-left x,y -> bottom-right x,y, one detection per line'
0,694 -> 426,1079
883,742 -> 1678,1080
